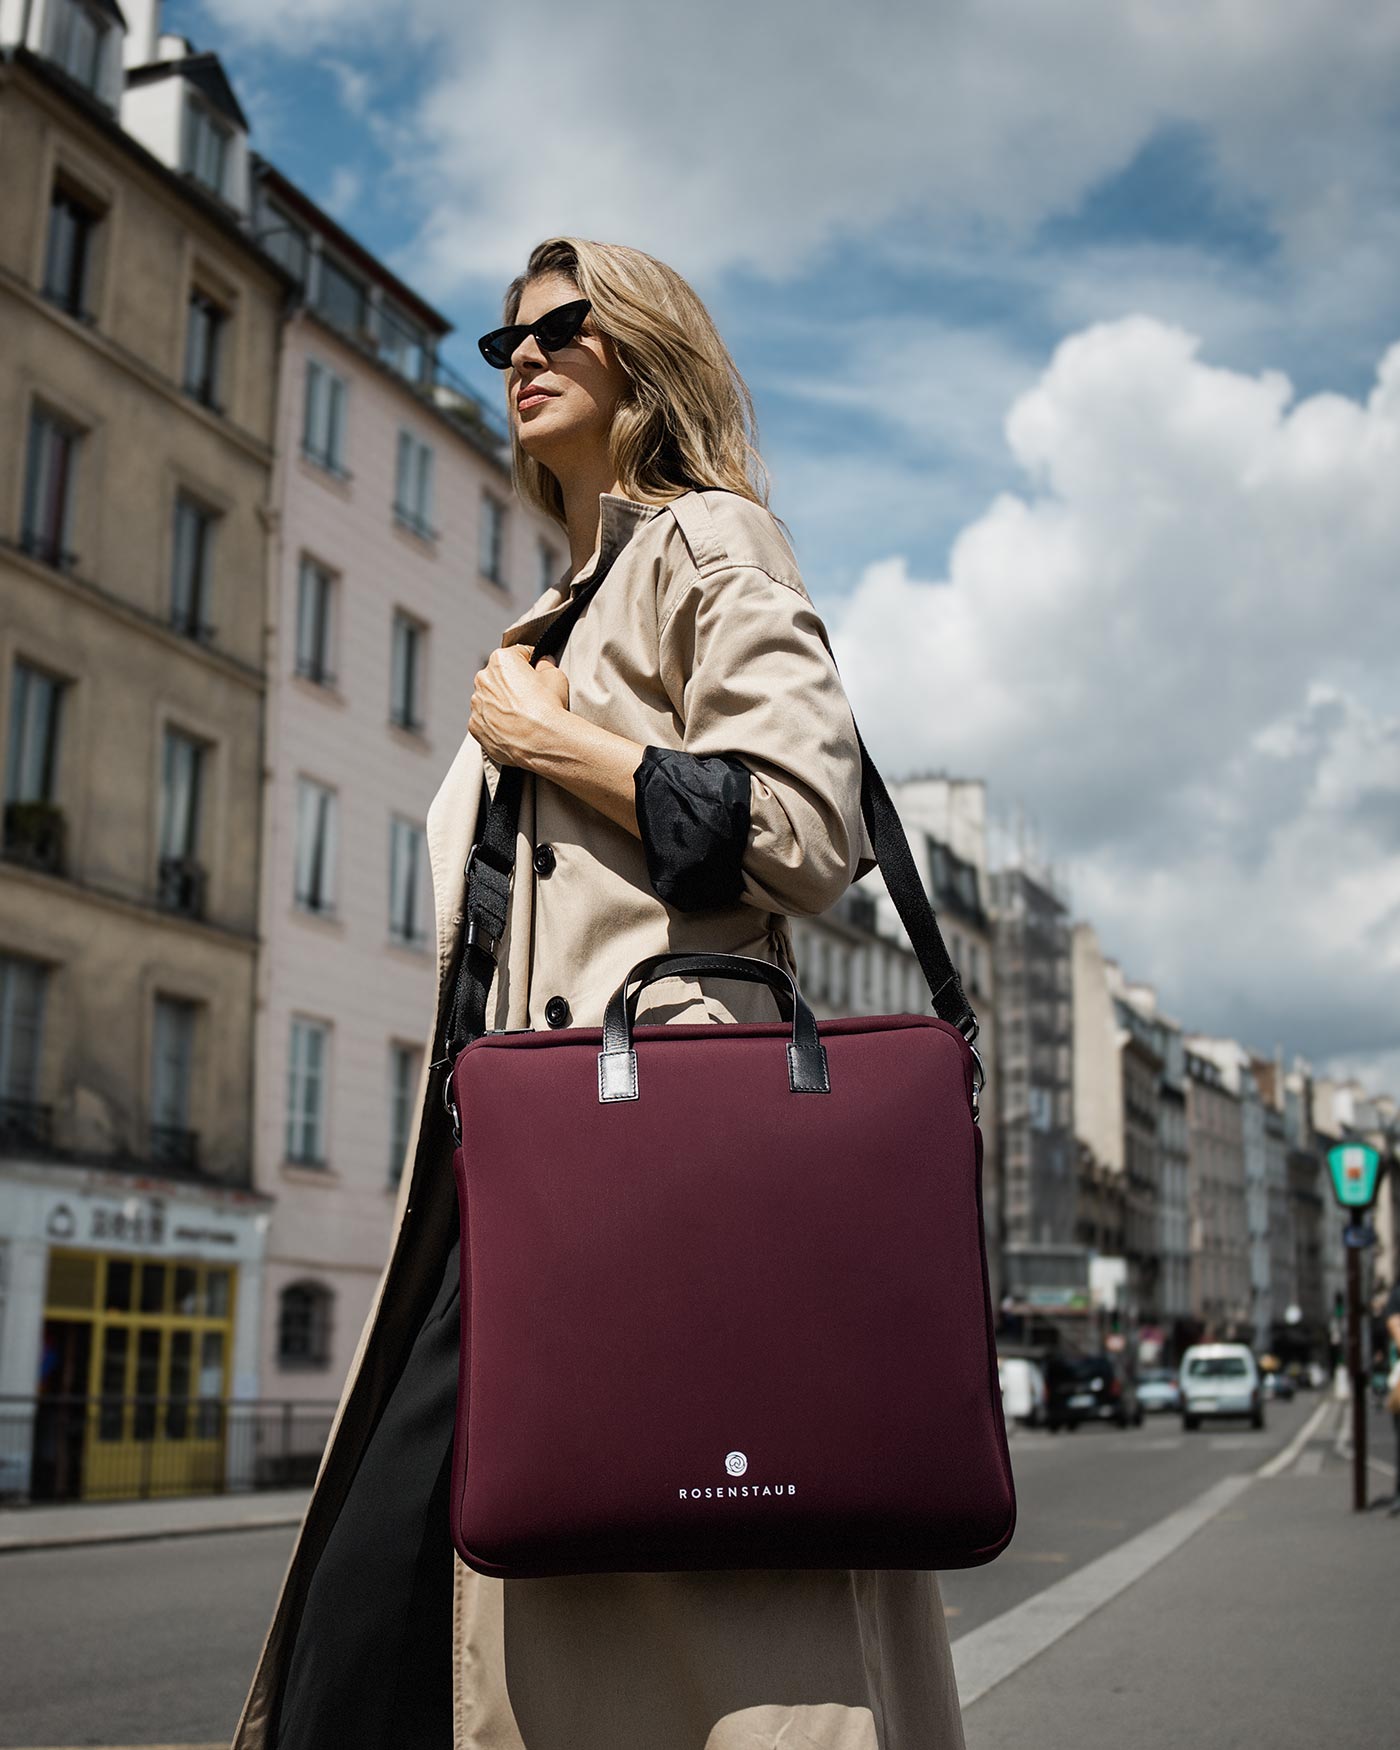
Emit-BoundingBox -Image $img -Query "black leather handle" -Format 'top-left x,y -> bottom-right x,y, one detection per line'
605,951 -> 807,1052
598,951 -> 829,1103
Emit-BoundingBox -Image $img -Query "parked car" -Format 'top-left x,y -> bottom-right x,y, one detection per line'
1179,1343 -> 1264,1430
1136,1367 -> 1181,1413
1046,1352 -> 1142,1430
998,1356 -> 1048,1428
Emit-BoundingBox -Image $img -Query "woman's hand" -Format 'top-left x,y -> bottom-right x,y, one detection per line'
469,645 -> 570,769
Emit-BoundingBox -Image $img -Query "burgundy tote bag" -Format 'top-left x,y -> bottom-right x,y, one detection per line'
435,531 -> 1015,1579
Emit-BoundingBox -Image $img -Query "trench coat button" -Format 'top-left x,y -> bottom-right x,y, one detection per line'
532,843 -> 556,877
544,995 -> 570,1028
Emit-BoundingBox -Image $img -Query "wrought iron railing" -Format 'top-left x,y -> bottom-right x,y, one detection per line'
3,800 -> 66,874
0,1098 -> 54,1153
0,1396 -> 336,1504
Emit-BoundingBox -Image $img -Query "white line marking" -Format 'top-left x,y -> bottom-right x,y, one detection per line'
1256,1398 -> 1333,1479
952,1473 -> 1251,1708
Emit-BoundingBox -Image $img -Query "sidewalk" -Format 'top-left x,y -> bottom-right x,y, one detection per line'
958,1401 -> 1397,1749
0,1486 -> 310,1555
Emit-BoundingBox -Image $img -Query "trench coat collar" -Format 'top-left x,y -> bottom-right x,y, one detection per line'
501,491 -> 671,648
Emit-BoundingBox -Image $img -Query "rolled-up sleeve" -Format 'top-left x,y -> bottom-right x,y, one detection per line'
633,744 -> 752,911
642,561 -> 871,917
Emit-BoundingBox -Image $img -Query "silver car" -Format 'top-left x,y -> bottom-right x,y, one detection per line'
1179,1343 -> 1264,1431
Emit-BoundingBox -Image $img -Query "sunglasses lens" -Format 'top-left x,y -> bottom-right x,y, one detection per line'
478,328 -> 520,369
536,300 -> 589,351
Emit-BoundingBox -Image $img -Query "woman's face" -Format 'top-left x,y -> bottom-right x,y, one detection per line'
508,273 -> 630,470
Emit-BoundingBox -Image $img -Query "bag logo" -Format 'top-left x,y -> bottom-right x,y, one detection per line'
678,1449 -> 796,1500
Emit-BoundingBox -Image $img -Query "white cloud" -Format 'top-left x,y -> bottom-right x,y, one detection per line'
826,317 -> 1400,1069
198,0 -> 1400,294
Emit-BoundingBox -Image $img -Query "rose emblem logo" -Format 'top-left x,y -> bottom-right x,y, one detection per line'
725,1451 -> 748,1477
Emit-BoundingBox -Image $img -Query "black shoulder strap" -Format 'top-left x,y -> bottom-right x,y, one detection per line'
439,502 -> 979,1062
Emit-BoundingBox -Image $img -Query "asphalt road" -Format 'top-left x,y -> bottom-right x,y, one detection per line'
940,1390 -> 1318,1635
0,1394 -> 1321,1747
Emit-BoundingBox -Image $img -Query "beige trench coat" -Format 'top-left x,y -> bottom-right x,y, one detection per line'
233,488 -> 966,1750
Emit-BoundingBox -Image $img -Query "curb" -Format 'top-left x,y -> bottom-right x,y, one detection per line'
0,1510 -> 304,1557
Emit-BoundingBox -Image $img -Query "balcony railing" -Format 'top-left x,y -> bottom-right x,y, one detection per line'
0,1099 -> 54,1154
149,1124 -> 200,1174
18,527 -> 78,572
157,855 -> 207,918
3,800 -> 66,874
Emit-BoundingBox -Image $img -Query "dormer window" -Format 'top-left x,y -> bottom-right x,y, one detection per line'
46,0 -> 113,97
183,97 -> 231,199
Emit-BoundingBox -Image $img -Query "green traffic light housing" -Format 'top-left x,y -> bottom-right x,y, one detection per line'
1326,1141 -> 1381,1209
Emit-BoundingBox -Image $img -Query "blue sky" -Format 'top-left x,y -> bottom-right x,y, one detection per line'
168,1 -> 1400,1093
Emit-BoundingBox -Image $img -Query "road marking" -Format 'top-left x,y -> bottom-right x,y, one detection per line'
1257,1397 -> 1334,1479
951,1472 -> 1252,1708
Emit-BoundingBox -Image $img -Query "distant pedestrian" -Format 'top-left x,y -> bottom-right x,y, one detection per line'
1384,1279 -> 1400,1517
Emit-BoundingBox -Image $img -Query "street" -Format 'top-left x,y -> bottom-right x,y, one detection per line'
3,1391 -> 1392,1748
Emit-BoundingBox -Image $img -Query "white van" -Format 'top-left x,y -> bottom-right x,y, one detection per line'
1179,1343 -> 1264,1430
998,1356 -> 1048,1428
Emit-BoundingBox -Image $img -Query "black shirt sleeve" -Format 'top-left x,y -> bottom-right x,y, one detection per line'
632,744 -> 752,912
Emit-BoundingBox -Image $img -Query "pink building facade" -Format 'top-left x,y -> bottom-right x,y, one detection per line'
253,186 -> 562,1399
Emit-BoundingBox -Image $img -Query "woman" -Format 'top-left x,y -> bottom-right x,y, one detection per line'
234,237 -> 966,1749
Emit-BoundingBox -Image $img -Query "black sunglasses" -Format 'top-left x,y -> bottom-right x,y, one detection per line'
478,298 -> 593,370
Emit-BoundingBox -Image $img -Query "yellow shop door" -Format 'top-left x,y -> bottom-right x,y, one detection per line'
40,1249 -> 238,1501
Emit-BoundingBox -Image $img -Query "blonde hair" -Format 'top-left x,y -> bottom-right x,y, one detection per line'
501,237 -> 784,536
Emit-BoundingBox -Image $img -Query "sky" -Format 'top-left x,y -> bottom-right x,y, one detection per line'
168,1 -> 1400,1098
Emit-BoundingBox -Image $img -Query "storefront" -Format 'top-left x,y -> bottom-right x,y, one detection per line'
0,1162 -> 270,1501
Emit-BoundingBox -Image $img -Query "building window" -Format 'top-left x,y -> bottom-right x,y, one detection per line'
379,300 -> 426,383
278,1281 -> 333,1368
294,778 -> 337,916
4,661 -> 67,874
183,99 -> 231,199
388,816 -> 429,949
0,954 -> 49,1150
316,255 -> 366,335
170,494 -> 216,640
388,1043 -> 420,1183
21,407 -> 81,571
301,359 -> 347,474
183,290 -> 225,411
46,0 -> 110,96
480,492 -> 506,584
295,557 -> 336,685
5,662 -> 64,807
286,1018 -> 329,1166
394,431 -> 435,539
42,186 -> 99,318
538,538 -> 559,594
157,729 -> 207,917
390,612 -> 425,732
150,996 -> 199,1172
